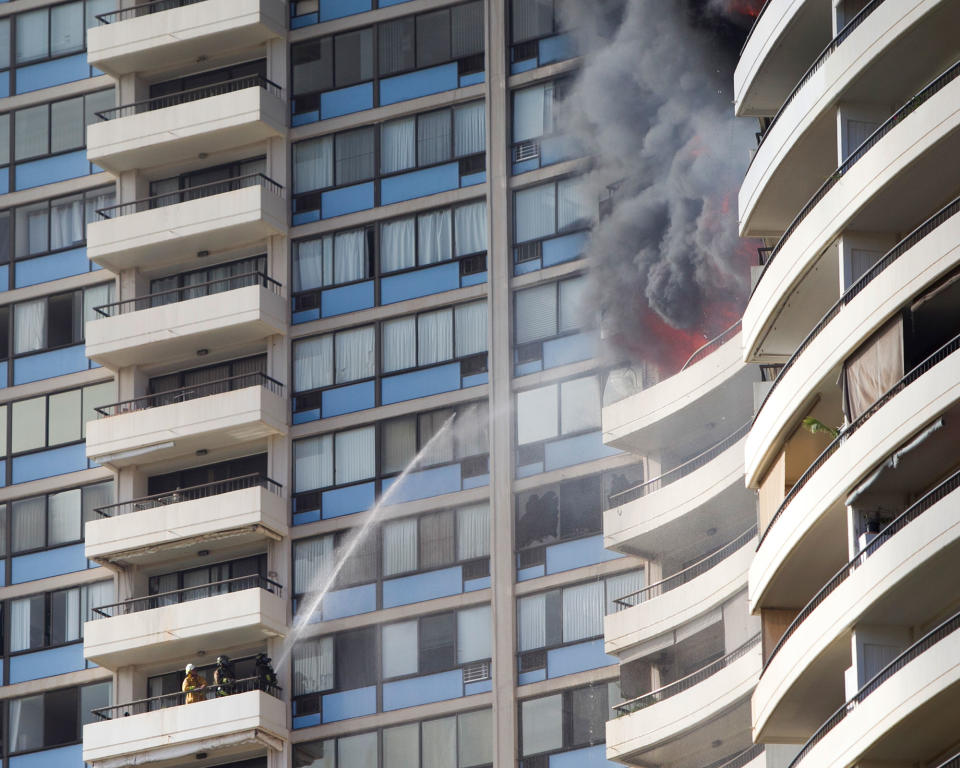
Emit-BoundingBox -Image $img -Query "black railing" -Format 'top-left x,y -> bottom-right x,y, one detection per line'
93,272 -> 281,317
92,675 -> 282,720
752,56 -> 960,295
95,473 -> 282,518
681,320 -> 742,370
96,0 -> 207,24
95,371 -> 283,417
936,752 -> 960,768
92,574 -> 282,618
95,173 -> 283,220
614,634 -> 761,716
759,328 -> 960,549
607,422 -> 751,508
613,526 -> 757,610
708,744 -> 765,768
762,466 -> 960,675
788,606 -> 960,768
97,75 -> 282,120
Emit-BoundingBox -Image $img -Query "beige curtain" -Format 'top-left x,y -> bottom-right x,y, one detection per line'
843,316 -> 903,422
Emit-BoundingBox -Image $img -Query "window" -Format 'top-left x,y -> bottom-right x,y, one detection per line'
147,355 -> 266,404
8,480 -> 113,555
11,1 -> 110,66
13,186 -> 115,264
148,255 -> 266,307
11,283 -> 113,357
382,401 -> 488,475
149,59 -> 267,100
148,554 -> 266,605
149,157 -> 265,207
519,683 -> 615,760
516,374 -> 602,448
511,0 -> 559,45
9,681 -> 111,755
514,177 -> 593,244
8,581 -> 112,653
292,227 -> 374,293
382,300 -> 487,373
11,89 -> 114,162
513,78 -> 572,148
514,274 -> 588,346
293,326 -> 375,395
147,453 -> 267,495
8,380 -> 114,458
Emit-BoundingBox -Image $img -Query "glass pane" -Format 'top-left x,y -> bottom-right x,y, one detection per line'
422,716 -> 456,768
417,109 -> 451,166
12,397 -> 46,453
457,605 -> 491,663
335,126 -> 375,186
15,105 -> 49,160
80,682 -> 112,727
521,694 -> 563,756
514,183 -> 556,243
416,9 -> 450,68
458,709 -> 493,767
294,434 -> 333,493
49,389 -> 82,445
570,685 -> 608,746
51,98 -> 85,153
334,426 -> 375,484
561,580 -> 604,642
11,497 -> 45,553
451,2 -> 484,58
378,17 -> 414,77
292,38 -> 333,96
381,415 -> 416,476
384,722 -> 420,768
516,283 -> 557,343
9,694 -> 44,753
338,731 -> 377,768
0,113 -> 9,166
48,488 -> 81,546
16,10 -> 48,64
82,381 -> 116,438
516,384 -> 558,445
560,375 -> 601,434
50,2 -> 84,56
294,739 -> 336,768
0,19 -> 9,69
334,27 -> 373,88
381,620 -> 418,678
382,315 -> 416,372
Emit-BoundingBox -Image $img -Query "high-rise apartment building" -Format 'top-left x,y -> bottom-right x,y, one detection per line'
0,1 -> 652,768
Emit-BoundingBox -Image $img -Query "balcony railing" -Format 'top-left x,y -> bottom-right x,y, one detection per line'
613,634 -> 760,717
92,675 -> 282,720
754,186 -> 960,421
96,0 -> 207,24
93,271 -> 281,318
758,328 -> 960,549
95,173 -> 283,220
751,56 -> 960,296
94,371 -> 284,417
94,473 -> 282,518
762,466 -> 960,675
606,422 -> 751,508
787,605 -> 960,768
91,573 -> 282,618
709,744 -> 765,768
612,526 -> 757,610
96,75 -> 282,121
680,320 -> 741,370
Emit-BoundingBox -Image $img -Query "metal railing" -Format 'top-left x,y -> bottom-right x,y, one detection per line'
607,422 -> 751,508
94,371 -> 283,417
936,752 -> 960,768
92,574 -> 283,618
708,744 -> 765,768
762,466 -> 960,675
752,56 -> 960,295
759,328 -> 960,549
97,75 -> 282,120
613,526 -> 757,610
93,271 -> 281,317
788,605 -> 960,768
613,634 -> 760,717
95,173 -> 283,220
94,473 -> 282,518
680,320 -> 742,370
92,675 -> 282,720
96,0 -> 207,24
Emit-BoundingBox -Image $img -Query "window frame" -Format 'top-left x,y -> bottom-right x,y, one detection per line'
6,580 -> 112,656
7,680 -> 112,756
519,681 -> 614,762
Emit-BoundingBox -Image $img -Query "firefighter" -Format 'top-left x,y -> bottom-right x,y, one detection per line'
214,655 -> 236,696
255,653 -> 278,690
182,663 -> 207,704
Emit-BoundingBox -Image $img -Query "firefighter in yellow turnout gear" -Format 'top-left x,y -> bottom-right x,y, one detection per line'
182,663 -> 207,704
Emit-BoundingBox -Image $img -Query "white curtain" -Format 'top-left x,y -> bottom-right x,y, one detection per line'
64,587 -> 81,642
50,197 -> 84,250
294,435 -> 334,493
422,717 -> 457,768
14,299 -> 45,354
418,308 -> 453,366
380,217 -> 416,273
82,581 -> 114,625
50,2 -> 83,56
85,188 -> 116,226
606,571 -> 644,615
48,488 -> 81,546
81,482 -> 114,526
517,593 -> 545,651
558,275 -> 586,333
382,416 -> 417,475
293,239 -> 325,292
11,496 -> 45,553
457,605 -> 491,662
557,177 -> 592,231
15,10 -> 47,64
293,335 -> 333,393
335,127 -> 375,185
560,375 -> 601,434
381,116 -> 416,174
458,710 -> 493,768
455,201 -> 487,257
335,426 -> 375,484
384,723 -> 420,768
382,620 -> 418,677
24,207 -> 48,256
83,283 -> 114,323
334,229 -> 368,283
9,598 -> 33,652
515,184 -> 556,242
455,401 -> 488,459
382,518 -> 418,577
516,384 -> 558,445
339,733 -> 378,768
516,283 -> 558,344
292,636 -> 334,696
457,503 -> 490,559
562,581 -> 604,643
455,300 -> 487,357
454,101 -> 485,157
417,209 -> 452,265
335,326 -> 375,383
382,315 -> 417,372
294,535 -> 334,595
293,136 -> 334,194
514,84 -> 545,142
417,109 -> 452,166
419,410 -> 455,467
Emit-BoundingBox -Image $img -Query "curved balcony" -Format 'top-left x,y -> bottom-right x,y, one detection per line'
603,326 -> 757,458
87,76 -> 286,175
607,635 -> 761,768
786,607 -> 960,768
751,330 -> 960,612
87,0 -> 286,79
755,468 -> 960,742
85,372 -> 287,469
744,57 -> 960,362
746,186 -> 960,486
86,174 -> 287,273
85,474 -> 286,568
735,0 -> 833,117
739,0 -> 959,238
86,272 -> 286,371
83,676 -> 286,768
605,528 -> 756,657
604,424 -> 754,561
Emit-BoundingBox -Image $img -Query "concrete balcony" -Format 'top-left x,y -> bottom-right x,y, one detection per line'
607,636 -> 760,768
87,0 -> 286,79
83,684 -> 287,768
86,476 -> 286,569
86,275 -> 286,371
86,174 -> 286,273
85,374 -> 286,469
87,77 -> 286,175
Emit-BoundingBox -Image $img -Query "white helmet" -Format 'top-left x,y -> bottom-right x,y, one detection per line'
185,663 -> 195,673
